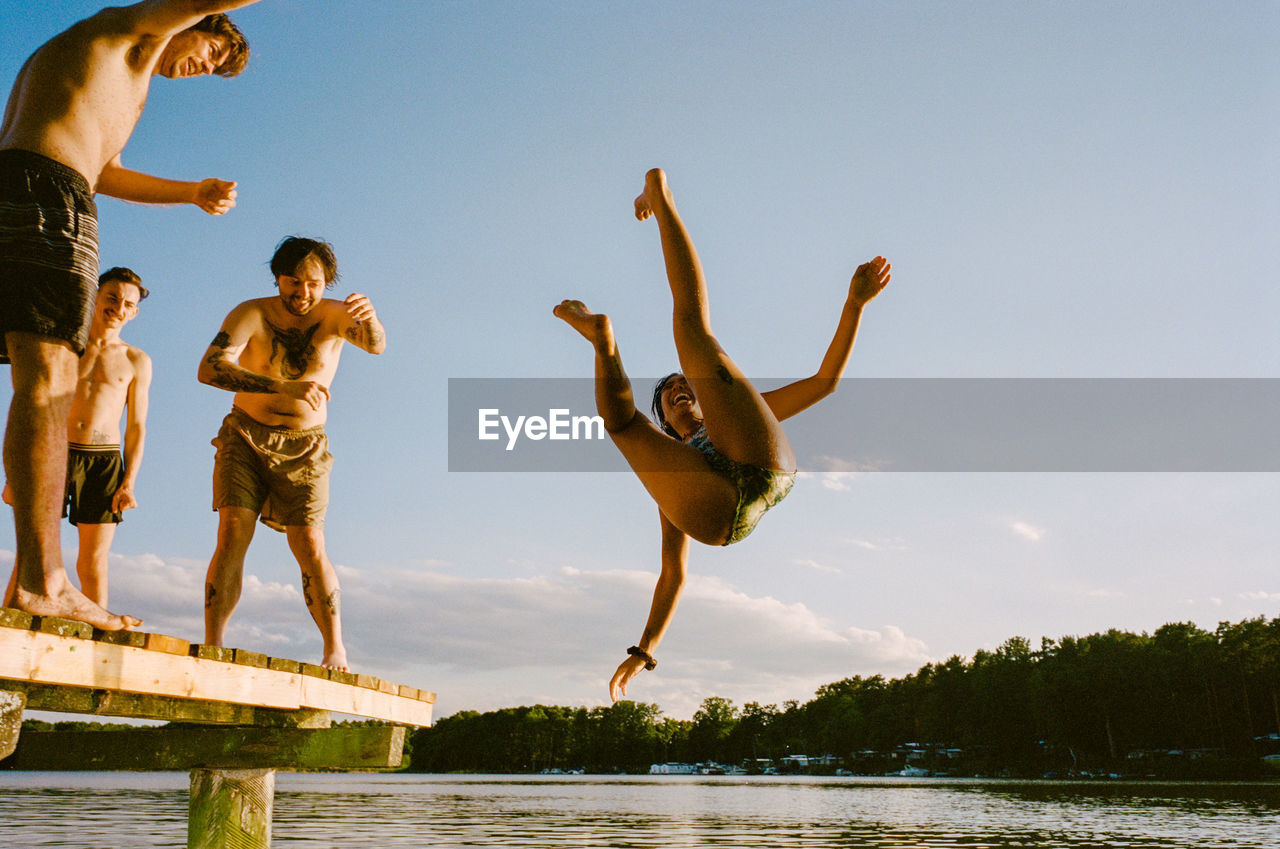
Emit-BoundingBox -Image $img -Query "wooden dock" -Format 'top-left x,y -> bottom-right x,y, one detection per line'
0,607 -> 436,847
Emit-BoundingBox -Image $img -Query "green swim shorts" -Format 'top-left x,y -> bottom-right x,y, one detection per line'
211,407 -> 333,531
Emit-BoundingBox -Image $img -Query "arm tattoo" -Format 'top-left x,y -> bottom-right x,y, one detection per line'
344,321 -> 385,350
208,362 -> 274,393
205,331 -> 275,393
265,319 -> 320,379
716,365 -> 735,385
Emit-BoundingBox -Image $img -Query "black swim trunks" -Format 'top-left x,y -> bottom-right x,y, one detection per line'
64,443 -> 124,525
0,149 -> 99,362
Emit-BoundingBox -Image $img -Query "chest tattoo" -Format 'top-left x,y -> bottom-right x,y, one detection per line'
265,319 -> 321,379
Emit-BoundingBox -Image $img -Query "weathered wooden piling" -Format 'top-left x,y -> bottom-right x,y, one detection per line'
189,768 -> 275,849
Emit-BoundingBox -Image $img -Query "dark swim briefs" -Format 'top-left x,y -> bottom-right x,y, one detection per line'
212,407 -> 333,531
0,149 -> 100,363
64,443 -> 124,525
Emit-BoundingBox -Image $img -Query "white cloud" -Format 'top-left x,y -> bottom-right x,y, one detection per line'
11,549 -> 932,720
809,455 -> 887,474
794,558 -> 841,575
1240,590 -> 1280,602
1009,521 -> 1045,542
339,564 -> 931,718
1087,588 -> 1125,599
795,454 -> 887,492
844,537 -> 906,552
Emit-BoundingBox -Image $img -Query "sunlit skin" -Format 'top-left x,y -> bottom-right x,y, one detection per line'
196,253 -> 387,671
65,281 -> 152,607
2,280 -> 151,609
0,0 -> 259,630
555,168 -> 891,701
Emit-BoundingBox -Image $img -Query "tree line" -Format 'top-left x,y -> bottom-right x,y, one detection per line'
408,617 -> 1280,778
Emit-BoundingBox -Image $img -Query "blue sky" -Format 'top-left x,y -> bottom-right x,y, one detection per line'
2,1 -> 1278,719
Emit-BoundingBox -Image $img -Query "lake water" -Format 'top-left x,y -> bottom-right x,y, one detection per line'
0,772 -> 1277,848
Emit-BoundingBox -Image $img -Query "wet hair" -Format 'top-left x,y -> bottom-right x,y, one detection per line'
650,372 -> 684,438
270,236 -> 340,289
190,14 -> 249,78
98,267 -> 149,301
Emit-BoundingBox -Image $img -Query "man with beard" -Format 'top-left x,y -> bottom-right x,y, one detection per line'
196,236 -> 386,671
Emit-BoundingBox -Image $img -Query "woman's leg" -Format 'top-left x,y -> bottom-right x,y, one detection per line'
635,169 -> 794,472
555,300 -> 737,544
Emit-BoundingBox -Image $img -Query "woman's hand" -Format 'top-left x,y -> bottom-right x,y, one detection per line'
609,653 -> 649,701
849,256 -> 891,307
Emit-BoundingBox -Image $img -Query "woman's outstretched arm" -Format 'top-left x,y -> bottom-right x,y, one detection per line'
609,511 -> 689,701
762,256 -> 891,422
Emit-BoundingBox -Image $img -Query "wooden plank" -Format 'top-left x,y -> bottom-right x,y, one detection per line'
191,645 -> 234,662
267,657 -> 301,674
0,629 -> 303,710
0,622 -> 435,726
97,630 -> 147,649
232,649 -> 268,668
144,633 -> 191,656
7,725 -> 406,770
0,608 -> 34,630
36,616 -> 93,639
298,675 -> 433,726
0,683 -> 331,727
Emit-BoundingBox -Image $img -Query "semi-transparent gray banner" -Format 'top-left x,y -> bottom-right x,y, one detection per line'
447,378 -> 1280,472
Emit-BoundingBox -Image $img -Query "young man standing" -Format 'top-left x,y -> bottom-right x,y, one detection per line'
0,0 -> 259,629
65,267 -> 152,607
197,237 -> 386,672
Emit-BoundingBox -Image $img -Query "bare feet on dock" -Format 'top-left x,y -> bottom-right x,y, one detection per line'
634,167 -> 672,221
554,300 -> 615,354
323,647 -> 349,673
12,581 -> 141,631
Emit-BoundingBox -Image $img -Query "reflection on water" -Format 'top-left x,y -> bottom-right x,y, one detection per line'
1,773 -> 1277,848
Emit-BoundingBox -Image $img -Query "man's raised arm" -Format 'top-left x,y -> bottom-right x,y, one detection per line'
125,0 -> 263,38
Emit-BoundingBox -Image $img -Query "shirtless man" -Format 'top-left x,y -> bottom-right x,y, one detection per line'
197,237 -> 386,671
65,267 -> 152,607
1,0 -> 258,629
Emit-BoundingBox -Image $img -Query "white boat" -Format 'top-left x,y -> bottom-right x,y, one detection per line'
649,762 -> 697,775
892,765 -> 931,777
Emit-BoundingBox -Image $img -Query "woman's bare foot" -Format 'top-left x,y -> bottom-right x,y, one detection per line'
634,167 -> 672,221
554,300 -> 615,355
12,581 -> 141,631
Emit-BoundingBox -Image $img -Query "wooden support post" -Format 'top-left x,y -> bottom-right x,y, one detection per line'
189,768 -> 275,849
0,689 -> 24,760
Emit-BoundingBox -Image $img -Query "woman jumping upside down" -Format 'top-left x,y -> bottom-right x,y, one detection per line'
554,168 -> 890,701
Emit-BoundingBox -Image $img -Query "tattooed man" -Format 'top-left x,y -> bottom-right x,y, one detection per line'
197,236 -> 386,671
